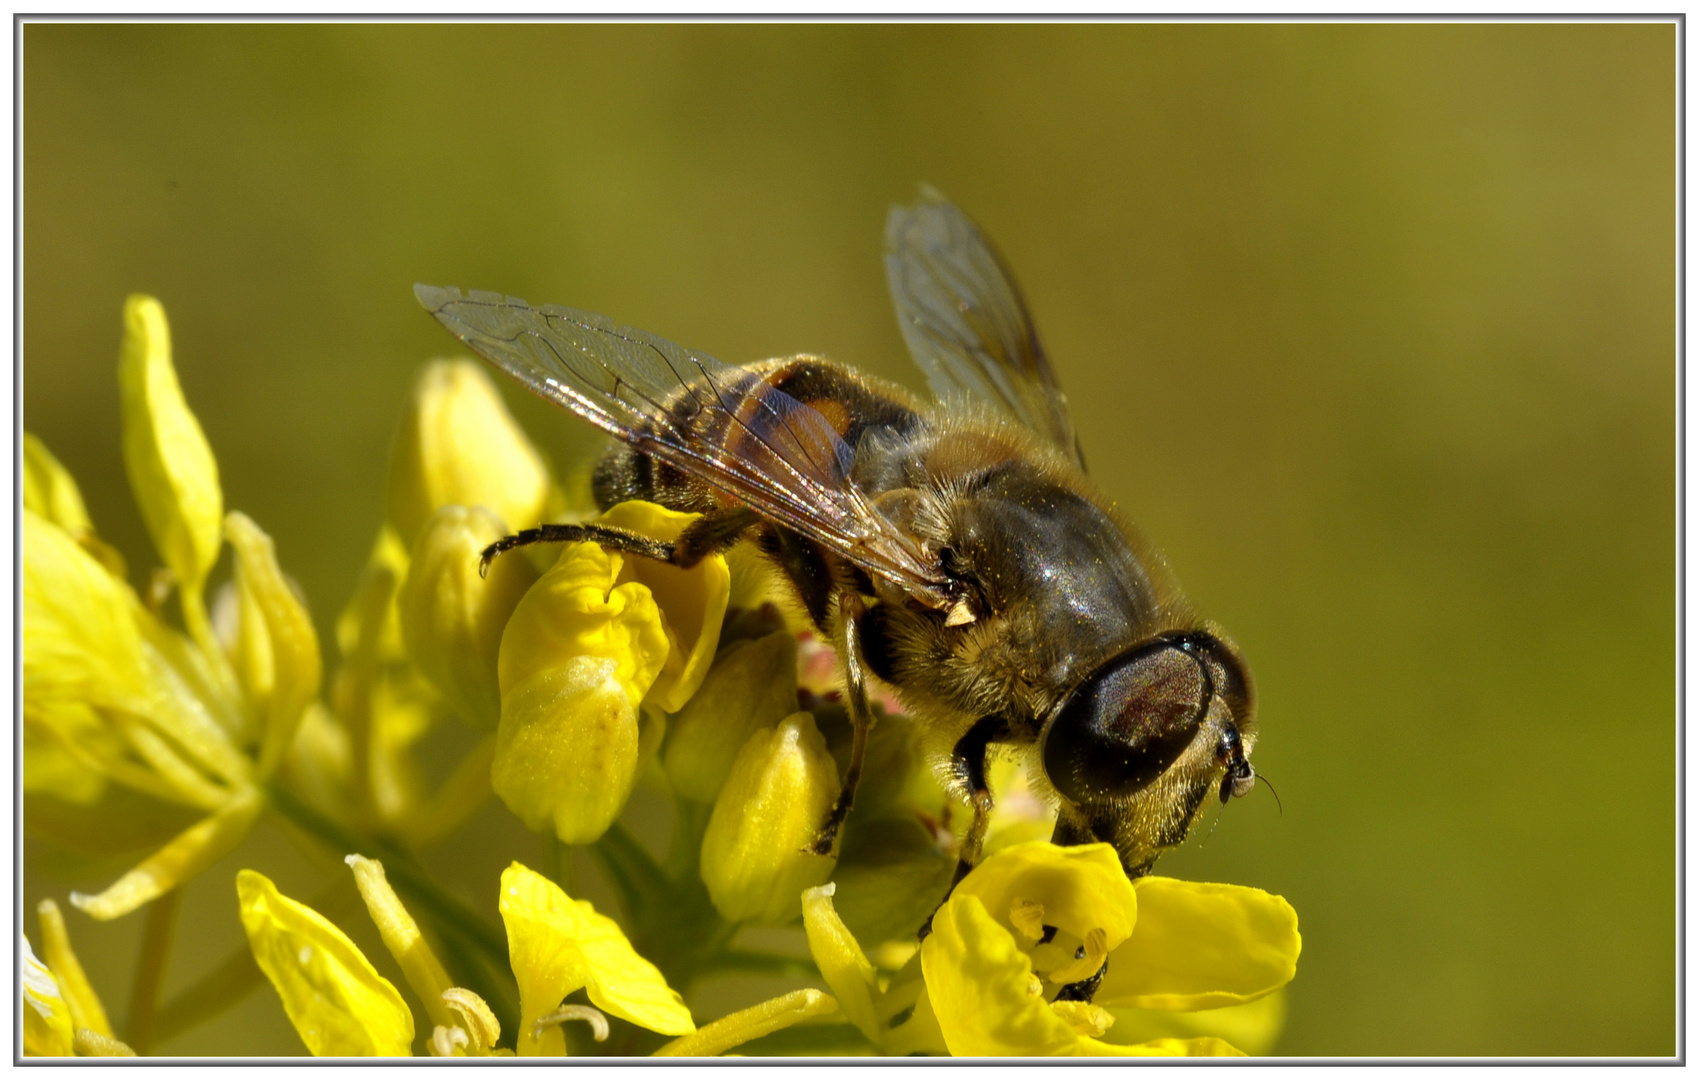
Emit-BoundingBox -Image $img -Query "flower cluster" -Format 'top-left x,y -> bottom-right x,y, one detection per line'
23,297 -> 1300,1057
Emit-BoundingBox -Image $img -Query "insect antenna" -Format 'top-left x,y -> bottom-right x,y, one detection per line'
1256,771 -> 1284,816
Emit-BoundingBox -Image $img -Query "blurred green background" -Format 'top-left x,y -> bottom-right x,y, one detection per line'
23,22 -> 1674,1056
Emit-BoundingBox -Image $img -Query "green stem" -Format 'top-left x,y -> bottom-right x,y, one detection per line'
126,889 -> 180,1054
263,782 -> 508,972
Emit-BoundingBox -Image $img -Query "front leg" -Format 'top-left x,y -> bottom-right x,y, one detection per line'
919,714 -> 1008,938
809,591 -> 876,856
479,507 -> 758,576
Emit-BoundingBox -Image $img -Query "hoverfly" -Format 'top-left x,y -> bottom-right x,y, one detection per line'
417,189 -> 1257,900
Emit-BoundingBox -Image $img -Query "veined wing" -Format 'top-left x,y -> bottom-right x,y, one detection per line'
884,188 -> 1085,468
415,284 -> 951,605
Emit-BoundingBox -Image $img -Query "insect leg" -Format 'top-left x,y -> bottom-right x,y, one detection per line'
809,591 -> 876,856
918,714 -> 1008,938
478,507 -> 757,577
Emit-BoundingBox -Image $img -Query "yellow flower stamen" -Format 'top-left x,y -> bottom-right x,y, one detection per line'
534,1003 -> 610,1043
1009,898 -> 1046,942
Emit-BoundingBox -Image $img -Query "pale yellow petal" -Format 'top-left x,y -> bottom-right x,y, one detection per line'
237,870 -> 415,1056
1097,876 -> 1301,1011
22,432 -> 93,537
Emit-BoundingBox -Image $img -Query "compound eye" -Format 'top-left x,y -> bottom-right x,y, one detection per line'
1043,639 -> 1209,805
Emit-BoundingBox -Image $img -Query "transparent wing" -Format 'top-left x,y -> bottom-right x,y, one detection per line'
884,188 -> 1085,467
415,284 -> 950,604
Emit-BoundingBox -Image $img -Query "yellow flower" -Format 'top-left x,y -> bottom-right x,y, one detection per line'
917,842 -> 1300,1056
492,501 -> 728,844
699,711 -> 839,925
22,900 -> 136,1057
385,358 -> 556,547
239,858 -> 744,1058
498,861 -> 695,1054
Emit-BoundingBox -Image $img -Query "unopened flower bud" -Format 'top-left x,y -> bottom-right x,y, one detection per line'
663,629 -> 798,804
386,359 -> 554,547
700,711 -> 839,925
118,295 -> 222,598
493,543 -> 670,843
400,505 -> 539,728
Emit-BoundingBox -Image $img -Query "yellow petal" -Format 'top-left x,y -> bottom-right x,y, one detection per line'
1082,1036 -> 1244,1057
386,358 -> 553,547
593,501 -> 729,711
399,504 -> 538,729
663,628 -> 798,804
237,869 -> 415,1056
951,841 -> 1138,953
118,295 -> 221,596
652,989 -> 838,1057
22,432 -> 93,538
36,899 -> 111,1038
800,884 -> 882,1043
1104,990 -> 1287,1056
346,855 -> 455,1030
70,788 -> 262,920
21,937 -> 75,1056
921,893 -> 1081,1056
699,712 -> 838,924
225,512 -> 322,778
1097,877 -> 1301,1011
498,862 -> 693,1056
499,542 -> 670,709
